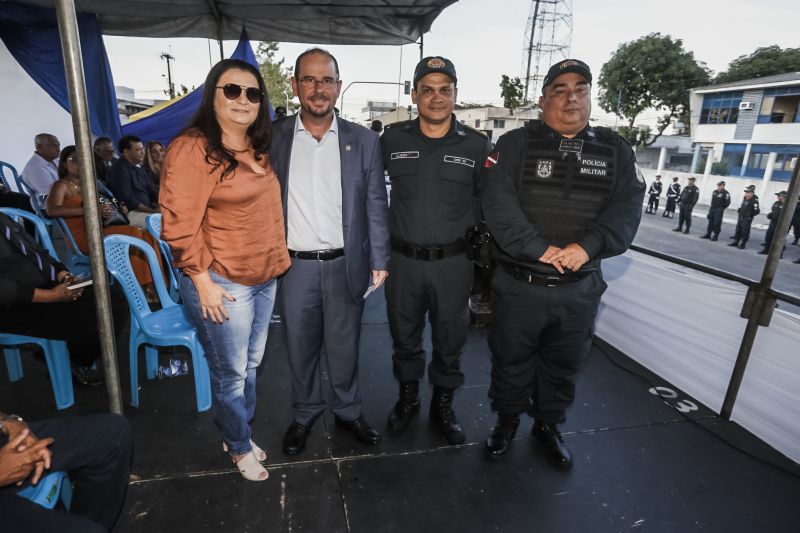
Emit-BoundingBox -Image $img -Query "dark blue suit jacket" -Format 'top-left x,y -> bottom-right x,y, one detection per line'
270,114 -> 390,303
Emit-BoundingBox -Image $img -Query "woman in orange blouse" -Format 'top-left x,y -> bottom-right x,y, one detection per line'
160,59 -> 290,482
46,145 -> 164,290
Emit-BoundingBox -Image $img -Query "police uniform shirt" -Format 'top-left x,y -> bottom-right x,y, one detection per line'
381,116 -> 490,245
738,196 -> 760,218
710,189 -> 731,209
480,121 -> 645,268
648,181 -> 662,196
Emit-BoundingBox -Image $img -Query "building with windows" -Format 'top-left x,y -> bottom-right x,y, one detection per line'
452,105 -> 539,143
689,72 -> 800,182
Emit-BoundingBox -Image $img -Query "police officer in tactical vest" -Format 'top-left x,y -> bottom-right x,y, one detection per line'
480,59 -> 645,468
729,185 -> 760,249
674,176 -> 699,234
381,56 -> 491,445
701,181 -> 731,241
663,176 -> 681,218
759,190 -> 788,255
645,174 -> 662,214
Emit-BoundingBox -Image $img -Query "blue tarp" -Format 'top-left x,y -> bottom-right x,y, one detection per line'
122,28 -> 273,147
0,2 -> 122,142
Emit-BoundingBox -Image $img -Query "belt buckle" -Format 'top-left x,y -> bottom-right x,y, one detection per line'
315,251 -> 324,262
415,246 -> 430,260
545,276 -> 560,287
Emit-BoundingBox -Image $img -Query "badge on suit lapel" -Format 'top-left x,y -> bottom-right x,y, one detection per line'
345,144 -> 352,152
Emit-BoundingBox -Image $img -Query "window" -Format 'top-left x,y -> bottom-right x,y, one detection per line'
699,91 -> 743,124
493,119 -> 506,128
474,119 -> 481,128
758,86 -> 800,124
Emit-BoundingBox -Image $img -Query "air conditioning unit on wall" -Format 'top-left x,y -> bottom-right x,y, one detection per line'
739,101 -> 755,111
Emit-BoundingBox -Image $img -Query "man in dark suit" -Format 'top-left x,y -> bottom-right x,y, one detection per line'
270,49 -> 390,456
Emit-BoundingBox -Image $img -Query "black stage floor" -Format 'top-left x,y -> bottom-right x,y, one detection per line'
2,288 -> 799,532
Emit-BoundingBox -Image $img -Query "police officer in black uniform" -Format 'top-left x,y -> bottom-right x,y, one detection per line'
791,200 -> 800,246
729,185 -> 760,249
381,56 -> 491,445
480,59 -> 645,468
645,174 -> 662,214
759,191 -> 788,255
663,176 -> 681,218
674,176 -> 699,234
701,180 -> 731,241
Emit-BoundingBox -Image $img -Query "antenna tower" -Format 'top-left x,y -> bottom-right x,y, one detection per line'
521,0 -> 573,102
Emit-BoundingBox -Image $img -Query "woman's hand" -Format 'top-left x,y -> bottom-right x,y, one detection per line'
51,282 -> 83,303
190,272 -> 235,324
100,203 -> 113,220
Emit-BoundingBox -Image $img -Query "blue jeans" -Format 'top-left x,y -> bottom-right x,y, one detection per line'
180,271 -> 276,456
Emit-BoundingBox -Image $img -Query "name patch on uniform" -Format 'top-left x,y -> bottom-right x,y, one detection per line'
391,151 -> 420,160
444,155 -> 475,168
580,167 -> 608,176
535,159 -> 554,179
559,139 -> 584,154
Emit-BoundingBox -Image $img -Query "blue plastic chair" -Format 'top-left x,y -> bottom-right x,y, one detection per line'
0,207 -> 59,259
145,213 -> 181,302
0,333 -> 74,410
52,216 -> 91,278
0,160 -> 24,193
103,234 -> 211,412
17,471 -> 73,510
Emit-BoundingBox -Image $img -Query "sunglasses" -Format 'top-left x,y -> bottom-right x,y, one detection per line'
216,84 -> 263,104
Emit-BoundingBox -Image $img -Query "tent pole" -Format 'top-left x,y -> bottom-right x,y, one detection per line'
54,0 -> 123,414
219,39 -> 224,61
721,158 -> 800,419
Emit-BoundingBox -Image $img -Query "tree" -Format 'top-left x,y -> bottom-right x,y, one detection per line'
715,46 -> 800,83
598,33 -> 710,147
499,75 -> 527,113
256,41 -> 294,111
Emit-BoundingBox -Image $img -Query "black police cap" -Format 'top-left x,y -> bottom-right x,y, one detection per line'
413,56 -> 457,87
542,59 -> 592,94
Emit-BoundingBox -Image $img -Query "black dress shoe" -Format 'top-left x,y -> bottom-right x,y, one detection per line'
700,234 -> 710,239
672,227 -> 682,232
728,241 -> 739,247
683,228 -> 690,234
387,381 -> 420,433
429,387 -> 465,445
758,249 -> 768,254
738,243 -> 746,249
283,422 -> 310,456
710,234 -> 719,241
335,415 -> 381,445
484,413 -> 519,457
532,421 -> 573,470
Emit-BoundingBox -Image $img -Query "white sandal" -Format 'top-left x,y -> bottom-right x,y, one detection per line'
223,439 -> 267,462
233,451 -> 268,482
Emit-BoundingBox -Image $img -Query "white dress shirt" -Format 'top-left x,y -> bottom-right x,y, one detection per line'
286,112 -> 344,251
20,152 -> 58,195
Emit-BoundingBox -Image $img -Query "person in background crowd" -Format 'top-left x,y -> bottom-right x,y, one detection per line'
106,135 -> 158,228
674,176 -> 699,234
143,141 -> 165,191
645,174 -> 662,214
662,176 -> 680,218
0,410 -> 133,533
93,137 -> 116,184
20,134 -> 60,196
161,59 -> 290,482
729,185 -> 760,249
701,181 -> 731,241
791,199 -> 800,246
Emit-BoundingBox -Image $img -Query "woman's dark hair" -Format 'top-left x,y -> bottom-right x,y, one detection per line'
184,59 -> 272,180
57,145 -> 77,180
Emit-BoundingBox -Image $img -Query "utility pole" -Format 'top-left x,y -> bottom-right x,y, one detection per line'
160,51 -> 175,99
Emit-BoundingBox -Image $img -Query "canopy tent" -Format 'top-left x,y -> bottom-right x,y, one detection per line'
12,0 -> 457,44
120,27 -> 272,147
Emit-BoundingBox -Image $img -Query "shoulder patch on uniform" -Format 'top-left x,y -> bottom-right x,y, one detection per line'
391,151 -> 419,160
485,150 -> 499,168
634,164 -> 645,183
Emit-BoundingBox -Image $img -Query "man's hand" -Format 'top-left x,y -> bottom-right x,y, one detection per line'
371,270 -> 388,289
539,245 -> 565,274
0,430 -> 54,487
550,243 -> 590,272
3,418 -> 54,485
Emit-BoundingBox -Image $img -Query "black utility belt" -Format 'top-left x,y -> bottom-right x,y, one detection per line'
498,261 -> 594,287
391,238 -> 466,261
288,248 -> 344,261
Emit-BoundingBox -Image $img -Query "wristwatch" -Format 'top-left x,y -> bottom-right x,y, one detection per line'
0,414 -> 23,435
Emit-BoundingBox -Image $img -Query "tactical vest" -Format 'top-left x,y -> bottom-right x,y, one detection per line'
518,122 -> 617,247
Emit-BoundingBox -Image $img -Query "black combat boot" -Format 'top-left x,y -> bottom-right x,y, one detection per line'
728,240 -> 739,247
700,233 -> 710,239
738,239 -> 747,249
532,420 -> 573,470
672,225 -> 683,232
429,387 -> 465,445
683,226 -> 690,234
758,248 -> 768,255
710,233 -> 719,241
484,413 -> 520,456
387,381 -> 420,433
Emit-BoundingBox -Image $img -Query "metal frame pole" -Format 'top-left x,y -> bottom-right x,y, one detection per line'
721,158 -> 800,418
54,0 -> 123,414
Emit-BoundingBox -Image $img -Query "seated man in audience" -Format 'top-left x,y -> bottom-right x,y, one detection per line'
0,211 -> 127,385
20,134 -> 61,196
93,137 -> 116,184
106,135 -> 158,228
0,409 -> 133,533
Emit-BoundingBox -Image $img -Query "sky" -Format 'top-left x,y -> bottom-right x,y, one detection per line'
103,0 -> 800,125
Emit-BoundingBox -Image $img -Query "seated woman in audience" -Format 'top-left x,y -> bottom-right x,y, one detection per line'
143,141 -> 165,191
45,145 -> 165,292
